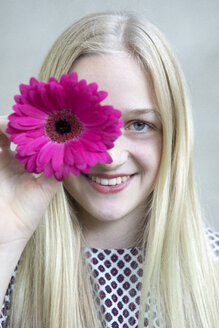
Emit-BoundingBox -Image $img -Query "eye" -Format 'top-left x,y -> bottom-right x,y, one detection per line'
127,120 -> 151,133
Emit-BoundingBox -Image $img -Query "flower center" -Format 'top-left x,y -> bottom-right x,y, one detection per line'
45,110 -> 83,143
55,119 -> 72,134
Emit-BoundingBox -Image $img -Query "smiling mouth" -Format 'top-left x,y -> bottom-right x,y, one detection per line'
83,173 -> 136,186
82,173 -> 136,194
87,174 -> 130,186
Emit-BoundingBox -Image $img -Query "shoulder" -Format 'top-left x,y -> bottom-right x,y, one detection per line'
205,227 -> 219,264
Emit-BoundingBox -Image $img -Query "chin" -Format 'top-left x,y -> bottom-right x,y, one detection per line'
90,208 -> 127,223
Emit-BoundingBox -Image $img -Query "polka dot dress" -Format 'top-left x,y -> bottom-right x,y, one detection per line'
1,228 -> 219,327
0,271 -> 17,328
84,246 -> 160,328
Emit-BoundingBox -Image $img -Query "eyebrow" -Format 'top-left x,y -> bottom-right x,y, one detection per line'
122,108 -> 161,120
125,108 -> 159,115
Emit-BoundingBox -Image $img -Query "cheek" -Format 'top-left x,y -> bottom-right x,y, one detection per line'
135,137 -> 162,173
64,175 -> 82,199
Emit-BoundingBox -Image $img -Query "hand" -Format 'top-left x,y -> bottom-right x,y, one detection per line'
0,115 -> 60,249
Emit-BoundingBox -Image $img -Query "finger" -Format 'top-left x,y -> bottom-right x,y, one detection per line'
0,115 -> 11,148
0,115 -> 10,138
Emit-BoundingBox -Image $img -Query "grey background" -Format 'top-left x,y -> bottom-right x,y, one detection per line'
0,0 -> 218,230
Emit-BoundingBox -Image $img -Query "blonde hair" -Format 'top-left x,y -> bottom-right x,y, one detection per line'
10,12 -> 218,328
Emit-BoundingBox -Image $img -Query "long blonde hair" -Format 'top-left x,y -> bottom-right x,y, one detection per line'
10,12 -> 218,328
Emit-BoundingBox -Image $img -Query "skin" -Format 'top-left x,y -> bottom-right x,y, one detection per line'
64,54 -> 162,249
0,115 -> 59,306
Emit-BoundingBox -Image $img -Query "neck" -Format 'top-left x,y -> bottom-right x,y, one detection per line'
77,206 -> 147,249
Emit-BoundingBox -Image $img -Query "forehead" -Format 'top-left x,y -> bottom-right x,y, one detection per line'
71,54 -> 157,111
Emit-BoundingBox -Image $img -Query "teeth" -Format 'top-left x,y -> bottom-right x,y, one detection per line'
99,178 -> 108,185
108,178 -> 117,185
88,175 -> 130,186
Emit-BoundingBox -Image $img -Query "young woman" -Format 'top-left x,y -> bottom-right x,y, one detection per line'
0,12 -> 218,328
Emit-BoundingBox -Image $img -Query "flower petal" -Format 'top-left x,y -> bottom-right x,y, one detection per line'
69,141 -> 87,165
80,138 -> 106,152
39,84 -> 57,112
70,166 -> 80,176
12,133 -> 27,144
25,128 -> 45,138
64,144 -> 75,165
54,171 -> 64,181
49,83 -> 66,109
48,77 -> 58,83
44,161 -> 54,178
51,144 -> 64,172
88,82 -> 98,93
30,77 -> 39,87
27,88 -> 48,111
81,165 -> 90,174
96,90 -> 108,102
17,136 -> 48,156
19,83 -> 30,95
36,142 -> 56,167
9,115 -> 44,130
14,95 -> 23,104
25,154 -> 38,172
63,163 -> 71,177
14,104 -> 48,120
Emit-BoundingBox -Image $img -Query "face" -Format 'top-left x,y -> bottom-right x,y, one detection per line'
64,54 -> 162,227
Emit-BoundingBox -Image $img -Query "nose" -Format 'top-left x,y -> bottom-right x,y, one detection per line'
101,134 -> 129,169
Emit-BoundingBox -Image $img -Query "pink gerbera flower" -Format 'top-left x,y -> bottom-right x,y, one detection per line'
6,73 -> 123,181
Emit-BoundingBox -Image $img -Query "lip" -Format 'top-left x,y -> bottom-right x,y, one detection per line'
83,173 -> 136,194
87,173 -> 131,179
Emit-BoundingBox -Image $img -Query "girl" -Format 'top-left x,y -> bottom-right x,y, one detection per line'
0,11 -> 218,328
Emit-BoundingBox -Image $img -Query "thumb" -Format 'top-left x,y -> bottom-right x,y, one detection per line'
36,173 -> 61,199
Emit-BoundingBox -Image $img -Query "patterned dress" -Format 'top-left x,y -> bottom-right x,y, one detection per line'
1,228 -> 219,327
